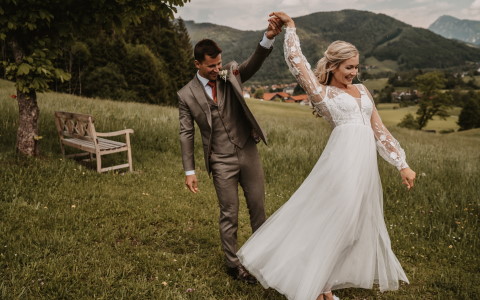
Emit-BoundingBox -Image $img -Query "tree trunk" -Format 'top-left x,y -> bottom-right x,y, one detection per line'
16,90 -> 40,156
9,38 -> 40,156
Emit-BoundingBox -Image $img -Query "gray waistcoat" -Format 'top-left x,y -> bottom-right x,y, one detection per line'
205,84 -> 251,154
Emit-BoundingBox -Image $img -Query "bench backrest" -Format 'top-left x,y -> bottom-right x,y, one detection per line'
54,111 -> 97,141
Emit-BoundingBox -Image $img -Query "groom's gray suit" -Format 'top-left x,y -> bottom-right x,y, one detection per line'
178,43 -> 271,268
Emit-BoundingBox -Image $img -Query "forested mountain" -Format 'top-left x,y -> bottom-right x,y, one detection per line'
185,10 -> 480,84
429,15 -> 480,46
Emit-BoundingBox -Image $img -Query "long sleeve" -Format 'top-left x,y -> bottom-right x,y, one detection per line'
364,87 -> 409,170
284,27 -> 327,117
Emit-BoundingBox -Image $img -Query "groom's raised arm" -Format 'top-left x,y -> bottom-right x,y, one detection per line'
237,18 -> 283,83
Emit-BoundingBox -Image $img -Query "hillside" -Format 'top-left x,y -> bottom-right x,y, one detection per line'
185,10 -> 480,84
429,15 -> 480,46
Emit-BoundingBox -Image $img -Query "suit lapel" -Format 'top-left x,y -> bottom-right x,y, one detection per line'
225,67 -> 268,145
216,78 -> 225,111
190,76 -> 212,127
227,69 -> 244,101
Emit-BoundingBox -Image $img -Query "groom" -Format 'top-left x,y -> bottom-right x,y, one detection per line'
178,19 -> 283,283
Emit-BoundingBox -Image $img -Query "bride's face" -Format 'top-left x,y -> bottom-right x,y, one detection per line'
331,55 -> 359,86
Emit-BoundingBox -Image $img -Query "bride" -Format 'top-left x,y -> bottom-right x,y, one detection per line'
237,12 -> 416,300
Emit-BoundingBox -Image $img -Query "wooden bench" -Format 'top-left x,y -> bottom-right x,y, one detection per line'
54,111 -> 134,173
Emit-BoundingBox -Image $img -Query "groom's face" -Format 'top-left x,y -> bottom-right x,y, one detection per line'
195,54 -> 222,81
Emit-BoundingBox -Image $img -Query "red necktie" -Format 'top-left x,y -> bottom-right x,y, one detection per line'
207,80 -> 217,103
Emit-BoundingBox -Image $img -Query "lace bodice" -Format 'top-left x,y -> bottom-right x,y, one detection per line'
284,27 -> 409,170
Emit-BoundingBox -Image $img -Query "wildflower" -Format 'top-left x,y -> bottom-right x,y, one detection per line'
186,288 -> 194,293
10,94 -> 17,99
448,245 -> 453,249
162,281 -> 168,286
71,204 -> 76,208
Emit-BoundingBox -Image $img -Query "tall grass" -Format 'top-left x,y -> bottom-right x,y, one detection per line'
1,79 -> 479,299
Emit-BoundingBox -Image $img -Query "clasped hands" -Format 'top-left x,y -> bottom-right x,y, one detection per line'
266,12 -> 296,39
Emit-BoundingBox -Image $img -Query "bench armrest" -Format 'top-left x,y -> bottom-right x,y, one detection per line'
96,129 -> 134,137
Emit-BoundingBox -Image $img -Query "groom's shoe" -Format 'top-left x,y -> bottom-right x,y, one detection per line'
227,265 -> 258,284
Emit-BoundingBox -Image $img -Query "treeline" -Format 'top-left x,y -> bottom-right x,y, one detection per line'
51,13 -> 194,106
376,70 -> 479,105
375,70 -> 480,131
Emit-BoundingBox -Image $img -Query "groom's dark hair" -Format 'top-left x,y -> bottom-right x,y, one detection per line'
194,39 -> 222,62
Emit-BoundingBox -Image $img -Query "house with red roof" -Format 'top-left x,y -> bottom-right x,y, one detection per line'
262,92 -> 293,102
291,94 -> 309,104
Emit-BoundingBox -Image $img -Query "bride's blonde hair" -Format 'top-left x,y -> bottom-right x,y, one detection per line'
314,41 -> 359,85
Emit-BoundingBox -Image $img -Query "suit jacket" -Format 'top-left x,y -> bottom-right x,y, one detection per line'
178,44 -> 272,174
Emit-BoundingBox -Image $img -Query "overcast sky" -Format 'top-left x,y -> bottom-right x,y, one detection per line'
175,0 -> 480,31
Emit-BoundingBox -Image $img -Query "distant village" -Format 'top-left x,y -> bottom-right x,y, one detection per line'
243,83 -> 310,104
243,82 -> 420,104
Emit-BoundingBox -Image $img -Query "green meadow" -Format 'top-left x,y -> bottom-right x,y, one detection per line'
1,79 -> 479,299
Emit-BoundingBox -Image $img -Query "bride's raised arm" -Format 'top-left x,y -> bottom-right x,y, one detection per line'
270,12 -> 326,116
283,27 -> 324,106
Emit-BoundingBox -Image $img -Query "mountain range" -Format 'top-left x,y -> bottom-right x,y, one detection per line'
184,10 -> 480,85
428,15 -> 480,46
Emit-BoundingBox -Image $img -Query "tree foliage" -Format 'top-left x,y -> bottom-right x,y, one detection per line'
0,0 -> 190,156
0,0 -> 188,94
254,88 -> 265,99
398,113 -> 419,130
377,84 -> 395,103
414,72 -> 453,130
458,93 -> 480,131
52,13 -> 194,106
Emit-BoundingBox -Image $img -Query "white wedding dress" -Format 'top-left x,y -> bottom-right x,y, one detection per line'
237,28 -> 410,300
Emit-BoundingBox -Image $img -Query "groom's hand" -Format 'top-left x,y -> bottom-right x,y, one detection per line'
185,174 -> 199,193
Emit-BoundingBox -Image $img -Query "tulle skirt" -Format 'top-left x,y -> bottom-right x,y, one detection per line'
237,124 -> 409,300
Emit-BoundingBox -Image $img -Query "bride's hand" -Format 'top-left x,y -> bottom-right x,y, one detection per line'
269,12 -> 295,28
400,168 -> 416,190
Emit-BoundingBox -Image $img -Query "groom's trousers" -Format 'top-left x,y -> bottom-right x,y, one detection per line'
209,137 -> 266,268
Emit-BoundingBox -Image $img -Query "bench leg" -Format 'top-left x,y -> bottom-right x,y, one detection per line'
126,133 -> 133,172
59,142 -> 65,157
96,152 -> 102,173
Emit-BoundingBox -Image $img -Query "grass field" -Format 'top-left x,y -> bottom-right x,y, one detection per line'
362,78 -> 389,92
375,104 -> 461,132
1,79 -> 479,299
363,57 -> 399,75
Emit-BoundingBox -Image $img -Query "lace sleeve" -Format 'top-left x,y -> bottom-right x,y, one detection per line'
363,86 -> 409,170
284,27 -> 325,117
